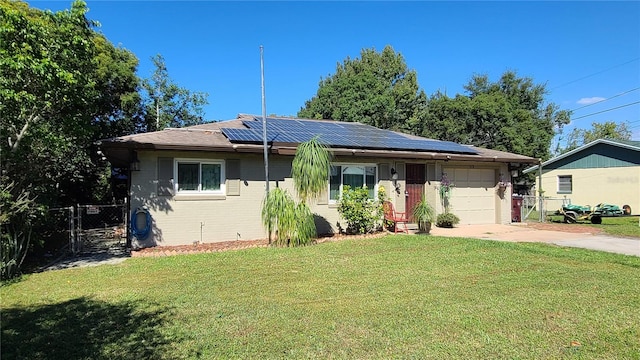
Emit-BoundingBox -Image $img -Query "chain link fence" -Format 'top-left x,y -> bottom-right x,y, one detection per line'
41,204 -> 127,256
521,195 -> 571,222
43,207 -> 76,254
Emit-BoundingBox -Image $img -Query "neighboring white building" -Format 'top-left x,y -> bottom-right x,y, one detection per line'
524,139 -> 640,216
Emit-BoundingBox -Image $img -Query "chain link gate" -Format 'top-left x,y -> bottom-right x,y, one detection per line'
75,204 -> 127,254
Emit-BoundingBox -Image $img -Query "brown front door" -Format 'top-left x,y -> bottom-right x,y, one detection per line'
405,163 -> 425,220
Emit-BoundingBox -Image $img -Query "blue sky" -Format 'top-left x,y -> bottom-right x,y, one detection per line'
30,1 -> 640,142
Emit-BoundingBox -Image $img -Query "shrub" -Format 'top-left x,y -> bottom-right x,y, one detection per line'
337,186 -> 379,234
376,186 -> 387,230
436,212 -> 460,228
1,182 -> 43,280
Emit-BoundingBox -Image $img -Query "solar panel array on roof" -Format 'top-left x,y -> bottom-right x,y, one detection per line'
221,117 -> 478,155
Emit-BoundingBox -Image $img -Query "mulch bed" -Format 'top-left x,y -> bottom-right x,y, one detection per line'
131,231 -> 388,258
131,223 -> 602,258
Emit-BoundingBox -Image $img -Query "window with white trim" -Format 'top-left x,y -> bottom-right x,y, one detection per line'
329,164 -> 377,202
558,175 -> 572,194
174,159 -> 225,194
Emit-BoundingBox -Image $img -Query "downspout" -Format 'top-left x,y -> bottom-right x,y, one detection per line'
126,151 -> 133,248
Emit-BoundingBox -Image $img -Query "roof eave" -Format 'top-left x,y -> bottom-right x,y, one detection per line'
523,138 -> 640,174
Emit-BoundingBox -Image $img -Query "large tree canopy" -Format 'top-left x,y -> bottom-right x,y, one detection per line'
557,121 -> 632,154
298,45 -> 427,132
299,48 -> 567,161
140,54 -> 208,132
1,0 -> 211,278
1,0 -> 144,278
0,0 -> 140,206
422,71 -> 570,160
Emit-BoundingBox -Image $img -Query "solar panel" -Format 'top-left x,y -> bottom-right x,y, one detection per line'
223,117 -> 478,155
221,128 -> 275,143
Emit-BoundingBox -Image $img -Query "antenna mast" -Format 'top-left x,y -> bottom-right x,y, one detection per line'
260,45 -> 269,195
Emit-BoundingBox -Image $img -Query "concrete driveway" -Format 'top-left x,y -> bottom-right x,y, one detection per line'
427,223 -> 640,257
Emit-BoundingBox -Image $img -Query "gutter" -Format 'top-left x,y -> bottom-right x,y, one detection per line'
100,141 -> 538,164
277,146 -> 537,163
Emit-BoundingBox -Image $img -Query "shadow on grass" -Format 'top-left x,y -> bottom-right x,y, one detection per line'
1,297 -> 180,360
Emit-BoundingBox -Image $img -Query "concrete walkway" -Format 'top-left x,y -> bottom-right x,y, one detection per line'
427,223 -> 640,257
42,237 -> 130,271
550,235 -> 640,257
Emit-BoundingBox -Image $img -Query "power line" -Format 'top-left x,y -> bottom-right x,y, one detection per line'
570,87 -> 640,112
550,58 -> 640,91
571,101 -> 640,121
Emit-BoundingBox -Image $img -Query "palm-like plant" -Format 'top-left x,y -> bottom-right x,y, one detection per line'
291,137 -> 331,203
411,195 -> 435,233
262,137 -> 331,246
261,188 -> 296,246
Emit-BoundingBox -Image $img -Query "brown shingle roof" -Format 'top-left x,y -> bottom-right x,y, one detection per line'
100,114 -> 537,165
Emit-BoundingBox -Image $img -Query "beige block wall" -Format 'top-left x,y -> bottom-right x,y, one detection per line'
130,151 -> 275,247
130,151 -> 513,247
536,166 -> 640,214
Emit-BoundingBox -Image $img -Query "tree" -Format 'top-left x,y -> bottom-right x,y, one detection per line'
422,71 -> 571,160
1,0 -> 140,202
140,54 -> 208,132
0,0 -> 140,278
298,45 -> 427,133
558,121 -> 632,154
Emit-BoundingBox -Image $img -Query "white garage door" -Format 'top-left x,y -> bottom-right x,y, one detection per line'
443,168 -> 495,224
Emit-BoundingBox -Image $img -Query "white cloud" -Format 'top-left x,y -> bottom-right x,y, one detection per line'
577,97 -> 606,105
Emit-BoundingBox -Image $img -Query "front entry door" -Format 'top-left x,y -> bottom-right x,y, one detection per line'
405,163 -> 426,220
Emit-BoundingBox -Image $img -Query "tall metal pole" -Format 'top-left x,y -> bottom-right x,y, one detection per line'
538,159 -> 544,223
261,45 -> 269,195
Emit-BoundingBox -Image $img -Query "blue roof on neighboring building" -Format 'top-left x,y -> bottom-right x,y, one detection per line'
524,138 -> 640,173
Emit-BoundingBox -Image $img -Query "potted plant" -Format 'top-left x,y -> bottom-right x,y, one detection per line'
412,195 -> 435,234
436,212 -> 460,228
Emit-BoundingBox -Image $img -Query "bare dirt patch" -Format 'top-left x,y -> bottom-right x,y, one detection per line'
524,221 -> 603,234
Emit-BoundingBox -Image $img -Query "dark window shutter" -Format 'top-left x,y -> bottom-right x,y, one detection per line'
226,159 -> 241,196
157,157 -> 174,196
396,163 -> 405,180
427,164 -> 436,182
378,163 -> 390,181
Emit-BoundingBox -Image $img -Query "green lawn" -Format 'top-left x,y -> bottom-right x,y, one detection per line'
2,236 -> 639,359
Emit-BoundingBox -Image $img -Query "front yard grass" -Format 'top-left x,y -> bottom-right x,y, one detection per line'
2,235 -> 639,359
